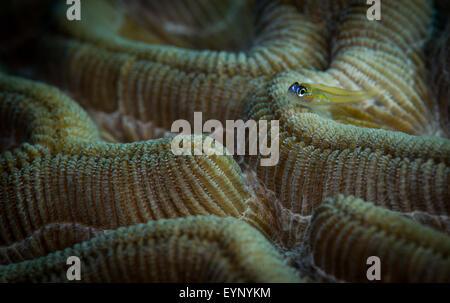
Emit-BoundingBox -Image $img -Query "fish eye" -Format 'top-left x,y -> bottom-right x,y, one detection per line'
298,86 -> 307,97
288,82 -> 308,98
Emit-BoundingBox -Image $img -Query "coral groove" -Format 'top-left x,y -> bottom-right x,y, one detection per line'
0,0 -> 449,283
0,216 -> 303,282
303,195 -> 450,282
245,74 -> 450,219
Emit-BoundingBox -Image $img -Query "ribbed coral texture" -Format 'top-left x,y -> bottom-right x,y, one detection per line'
304,195 -> 450,282
1,0 -> 450,283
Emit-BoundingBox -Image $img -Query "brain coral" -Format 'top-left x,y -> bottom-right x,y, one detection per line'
38,0 -> 328,141
302,195 -> 450,282
0,216 -> 302,282
0,0 -> 449,283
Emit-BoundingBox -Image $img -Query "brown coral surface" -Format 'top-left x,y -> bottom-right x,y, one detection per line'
0,0 -> 449,283
0,216 -> 302,282
303,195 -> 450,282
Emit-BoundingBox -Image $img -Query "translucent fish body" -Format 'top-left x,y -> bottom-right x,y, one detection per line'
288,82 -> 376,105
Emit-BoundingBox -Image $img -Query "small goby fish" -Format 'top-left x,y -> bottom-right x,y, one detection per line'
288,82 -> 376,105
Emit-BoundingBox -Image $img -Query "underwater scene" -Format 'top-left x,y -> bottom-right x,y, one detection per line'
0,0 -> 449,284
